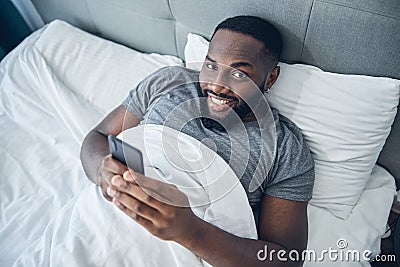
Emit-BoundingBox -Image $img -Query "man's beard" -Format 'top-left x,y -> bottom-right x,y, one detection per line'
199,87 -> 253,130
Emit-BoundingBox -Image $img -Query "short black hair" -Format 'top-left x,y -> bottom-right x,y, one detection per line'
212,15 -> 283,68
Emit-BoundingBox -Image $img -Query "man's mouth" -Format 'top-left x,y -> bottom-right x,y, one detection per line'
206,91 -> 237,108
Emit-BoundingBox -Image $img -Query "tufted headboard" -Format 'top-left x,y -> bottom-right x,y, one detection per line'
31,0 -> 400,182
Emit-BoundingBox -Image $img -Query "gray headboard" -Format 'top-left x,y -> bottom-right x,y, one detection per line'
31,0 -> 400,183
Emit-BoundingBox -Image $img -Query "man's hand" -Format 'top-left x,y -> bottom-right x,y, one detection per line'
80,105 -> 140,199
106,169 -> 307,267
106,170 -> 201,242
98,154 -> 128,201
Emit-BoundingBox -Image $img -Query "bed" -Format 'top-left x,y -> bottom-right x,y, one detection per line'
1,0 -> 399,266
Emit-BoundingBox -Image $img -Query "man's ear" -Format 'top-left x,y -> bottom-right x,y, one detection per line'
264,66 -> 280,92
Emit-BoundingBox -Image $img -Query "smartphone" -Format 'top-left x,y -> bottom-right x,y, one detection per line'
108,135 -> 145,174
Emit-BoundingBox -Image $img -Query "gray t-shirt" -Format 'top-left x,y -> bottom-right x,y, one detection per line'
122,66 -> 314,209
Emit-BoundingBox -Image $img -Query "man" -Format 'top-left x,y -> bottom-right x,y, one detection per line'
81,16 -> 314,266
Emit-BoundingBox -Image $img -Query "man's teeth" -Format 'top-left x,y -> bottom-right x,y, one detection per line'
211,96 -> 230,105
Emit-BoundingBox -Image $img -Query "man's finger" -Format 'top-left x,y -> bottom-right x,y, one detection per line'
101,186 -> 113,202
126,170 -> 173,192
123,169 -> 135,182
102,154 -> 128,174
111,174 -> 129,188
115,191 -> 161,222
121,170 -> 189,207
113,198 -> 154,231
122,169 -> 170,197
110,177 -> 165,210
112,178 -> 189,209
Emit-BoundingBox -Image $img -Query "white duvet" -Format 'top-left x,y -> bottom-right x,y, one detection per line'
0,28 -> 396,267
0,34 -> 256,266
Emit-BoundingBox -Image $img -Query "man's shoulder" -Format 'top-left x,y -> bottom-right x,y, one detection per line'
272,109 -> 306,148
133,65 -> 199,98
263,109 -> 315,202
271,108 -> 314,173
147,65 -> 199,83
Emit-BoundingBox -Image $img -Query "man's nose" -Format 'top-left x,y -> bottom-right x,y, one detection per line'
208,82 -> 231,95
208,74 -> 231,95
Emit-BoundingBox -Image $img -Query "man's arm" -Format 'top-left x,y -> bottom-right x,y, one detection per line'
80,105 -> 140,199
182,195 -> 308,267
108,171 -> 308,266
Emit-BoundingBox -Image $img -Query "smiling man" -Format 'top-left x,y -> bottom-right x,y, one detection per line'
81,16 -> 315,266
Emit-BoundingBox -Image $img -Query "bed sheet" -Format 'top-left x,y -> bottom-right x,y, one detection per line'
0,28 -> 396,266
0,30 -> 104,265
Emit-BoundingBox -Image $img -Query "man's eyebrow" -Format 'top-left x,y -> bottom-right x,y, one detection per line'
206,55 -> 253,69
230,61 -> 253,69
205,55 -> 216,62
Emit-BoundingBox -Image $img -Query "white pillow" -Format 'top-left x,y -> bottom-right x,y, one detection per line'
34,20 -> 183,113
184,33 -> 400,219
184,33 -> 209,71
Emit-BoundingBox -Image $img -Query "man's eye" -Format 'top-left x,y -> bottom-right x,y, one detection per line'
205,63 -> 217,70
232,70 -> 247,79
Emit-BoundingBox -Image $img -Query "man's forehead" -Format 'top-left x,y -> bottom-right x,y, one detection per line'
208,29 -> 265,61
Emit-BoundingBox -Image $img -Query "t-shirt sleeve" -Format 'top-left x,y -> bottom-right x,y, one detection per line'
121,66 -> 177,120
264,115 -> 315,202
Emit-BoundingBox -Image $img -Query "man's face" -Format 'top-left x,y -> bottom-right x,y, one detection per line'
199,29 -> 274,123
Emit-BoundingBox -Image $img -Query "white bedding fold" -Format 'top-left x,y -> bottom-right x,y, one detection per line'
14,124 -> 259,267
